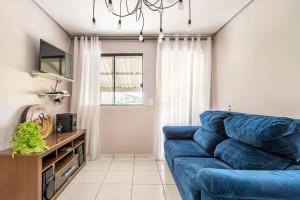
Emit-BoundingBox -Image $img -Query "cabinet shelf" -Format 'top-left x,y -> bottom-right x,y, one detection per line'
73,140 -> 84,149
31,72 -> 74,83
42,156 -> 56,171
0,130 -> 86,200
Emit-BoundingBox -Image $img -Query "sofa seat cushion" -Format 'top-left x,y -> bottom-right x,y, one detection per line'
225,115 -> 300,162
193,128 -> 227,155
214,139 -> 292,170
173,157 -> 232,200
200,111 -> 242,132
164,140 -> 209,169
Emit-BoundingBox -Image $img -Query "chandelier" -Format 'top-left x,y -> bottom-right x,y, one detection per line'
92,0 -> 192,42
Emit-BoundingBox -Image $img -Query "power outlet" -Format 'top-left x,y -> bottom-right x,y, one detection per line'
228,105 -> 232,111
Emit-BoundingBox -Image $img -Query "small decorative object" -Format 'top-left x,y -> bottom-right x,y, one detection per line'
57,122 -> 63,133
21,104 -> 53,138
11,121 -> 48,157
39,80 -> 70,105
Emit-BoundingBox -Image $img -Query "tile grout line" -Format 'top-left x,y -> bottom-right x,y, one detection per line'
130,154 -> 136,200
94,157 -> 114,200
156,160 -> 168,200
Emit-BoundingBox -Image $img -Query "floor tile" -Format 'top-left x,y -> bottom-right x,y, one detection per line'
113,157 -> 134,161
96,184 -> 132,200
135,157 -> 156,161
84,160 -> 112,171
135,153 -> 154,158
58,184 -> 100,200
164,185 -> 182,200
134,160 -> 158,170
104,171 -> 133,184
159,171 -> 175,184
110,160 -> 134,170
157,161 -> 170,171
114,153 -> 134,158
96,157 -> 114,161
73,171 -> 106,184
101,154 -> 114,158
132,185 -> 166,200
133,171 -> 162,184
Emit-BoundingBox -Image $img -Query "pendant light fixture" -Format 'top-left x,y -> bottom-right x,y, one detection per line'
117,19 -> 122,30
158,10 -> 164,43
92,0 -> 192,42
107,0 -> 114,12
178,0 -> 184,10
92,0 -> 97,29
186,0 -> 192,31
139,31 -> 144,42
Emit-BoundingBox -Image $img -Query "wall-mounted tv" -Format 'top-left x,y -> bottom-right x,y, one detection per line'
39,40 -> 72,79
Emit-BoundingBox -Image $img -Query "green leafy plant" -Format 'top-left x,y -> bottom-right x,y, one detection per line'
11,121 -> 48,157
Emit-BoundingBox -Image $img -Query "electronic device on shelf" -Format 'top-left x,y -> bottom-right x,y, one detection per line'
55,155 -> 79,191
39,40 -> 73,79
42,166 -> 55,200
75,144 -> 84,165
0,130 -> 86,200
56,113 -> 77,133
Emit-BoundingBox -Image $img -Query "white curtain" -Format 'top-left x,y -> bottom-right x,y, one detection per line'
71,36 -> 102,160
154,37 -> 212,160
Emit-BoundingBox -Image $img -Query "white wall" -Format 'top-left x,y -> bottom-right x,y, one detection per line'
211,0 -> 300,118
100,41 -> 157,154
0,0 -> 71,150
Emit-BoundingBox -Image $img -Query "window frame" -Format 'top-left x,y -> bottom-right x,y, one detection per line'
100,53 -> 144,106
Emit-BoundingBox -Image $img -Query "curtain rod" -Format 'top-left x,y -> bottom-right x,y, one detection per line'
70,35 -> 211,41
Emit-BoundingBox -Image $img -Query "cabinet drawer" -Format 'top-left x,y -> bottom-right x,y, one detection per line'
55,156 -> 79,190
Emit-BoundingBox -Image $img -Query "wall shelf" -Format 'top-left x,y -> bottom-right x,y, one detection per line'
39,93 -> 70,97
31,72 -> 74,83
39,92 -> 70,105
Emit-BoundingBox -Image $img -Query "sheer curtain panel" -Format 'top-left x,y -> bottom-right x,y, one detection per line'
71,37 -> 102,160
154,37 -> 212,160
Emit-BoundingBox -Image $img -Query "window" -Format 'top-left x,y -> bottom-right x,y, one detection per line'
100,54 -> 143,105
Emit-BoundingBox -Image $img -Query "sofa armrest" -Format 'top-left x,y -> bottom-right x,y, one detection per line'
196,168 -> 300,199
163,126 -> 200,140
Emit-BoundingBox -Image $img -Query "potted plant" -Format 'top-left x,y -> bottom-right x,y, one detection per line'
11,121 -> 48,157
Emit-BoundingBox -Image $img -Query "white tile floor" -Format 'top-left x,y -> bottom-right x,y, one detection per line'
58,154 -> 182,200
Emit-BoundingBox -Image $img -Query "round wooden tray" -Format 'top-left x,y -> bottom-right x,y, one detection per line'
21,104 -> 53,138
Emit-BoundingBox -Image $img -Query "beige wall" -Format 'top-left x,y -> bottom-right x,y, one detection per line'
100,41 -> 157,154
211,0 -> 300,118
0,0 -> 71,150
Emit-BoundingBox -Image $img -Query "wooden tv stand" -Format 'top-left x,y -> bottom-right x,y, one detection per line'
0,130 -> 86,200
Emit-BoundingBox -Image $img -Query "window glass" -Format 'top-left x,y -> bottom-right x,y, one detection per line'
100,55 -> 143,105
100,56 -> 114,105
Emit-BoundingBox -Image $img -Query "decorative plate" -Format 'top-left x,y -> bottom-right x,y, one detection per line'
21,104 -> 53,138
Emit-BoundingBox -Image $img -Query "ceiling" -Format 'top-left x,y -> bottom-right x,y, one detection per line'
34,0 -> 252,36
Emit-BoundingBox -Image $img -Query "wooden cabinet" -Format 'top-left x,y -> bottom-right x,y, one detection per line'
0,130 -> 86,200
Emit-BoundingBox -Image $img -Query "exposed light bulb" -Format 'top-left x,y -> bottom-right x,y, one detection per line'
139,32 -> 144,42
159,28 -> 164,39
92,18 -> 97,29
108,0 -> 114,12
178,0 -> 184,10
159,31 -> 164,39
158,37 -> 163,43
186,19 -> 191,31
117,19 -> 122,30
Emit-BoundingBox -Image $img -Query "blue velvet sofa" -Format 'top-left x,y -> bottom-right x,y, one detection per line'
164,111 -> 300,200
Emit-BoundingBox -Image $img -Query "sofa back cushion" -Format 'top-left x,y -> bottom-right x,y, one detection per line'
224,115 -> 300,162
193,128 -> 227,155
200,111 -> 242,132
214,139 -> 292,170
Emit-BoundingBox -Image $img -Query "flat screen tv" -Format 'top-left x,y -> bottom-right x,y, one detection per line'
39,39 -> 72,79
